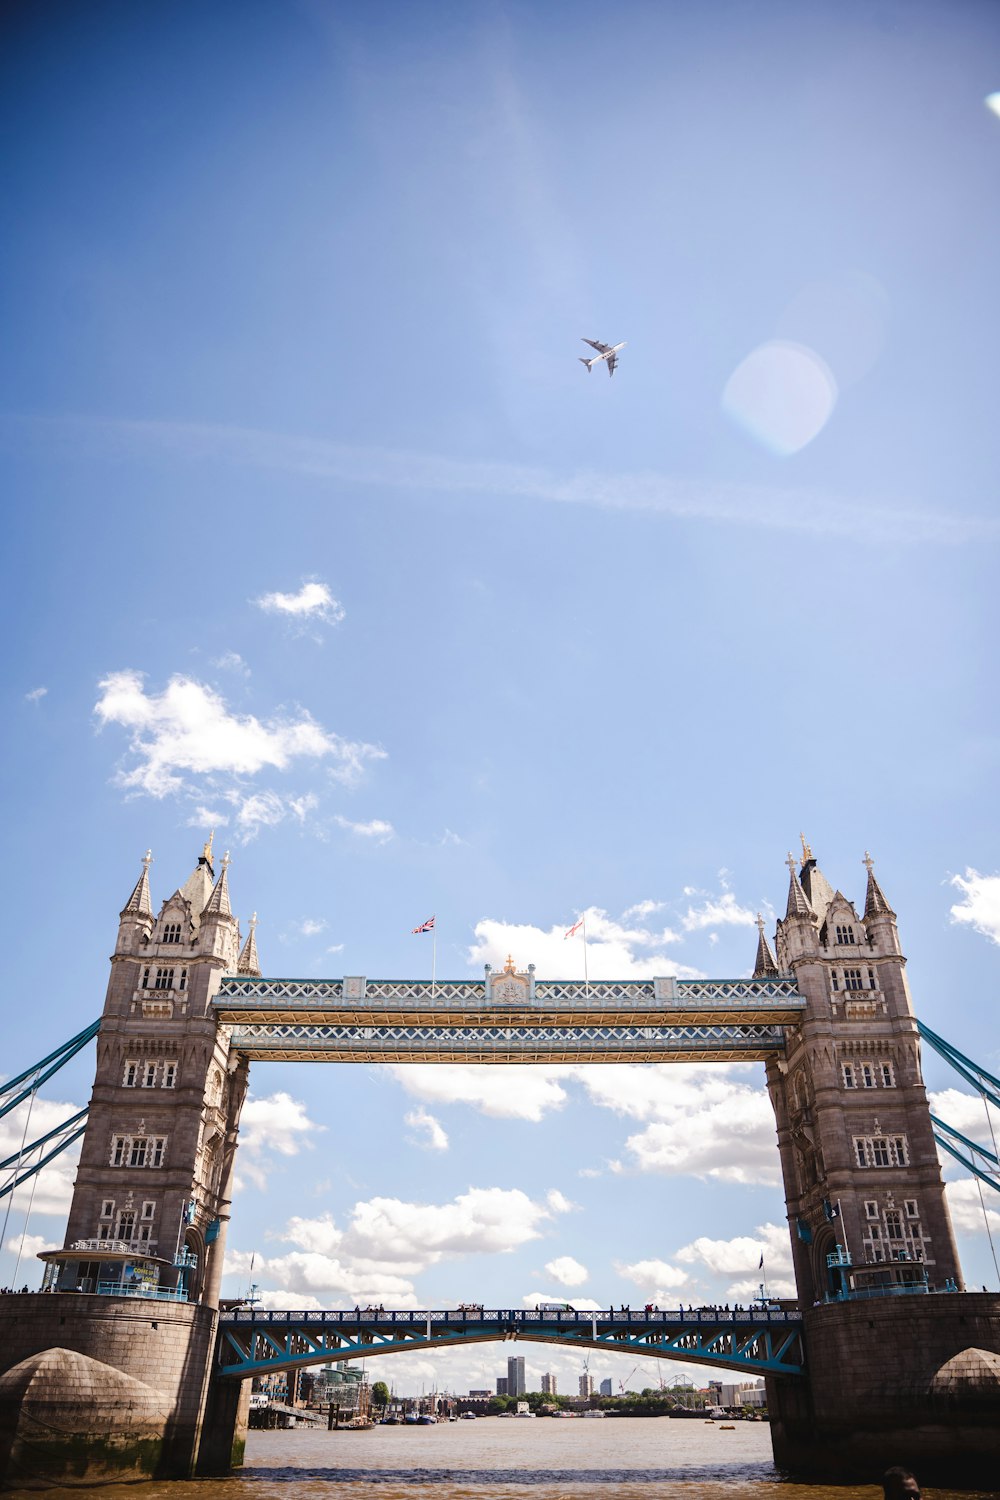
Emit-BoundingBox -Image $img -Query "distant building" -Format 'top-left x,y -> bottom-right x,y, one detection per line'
599,1379 -> 612,1396
508,1356 -> 526,1397
541,1373 -> 557,1396
469,1389 -> 490,1398
496,1377 -> 508,1396
579,1374 -> 594,1399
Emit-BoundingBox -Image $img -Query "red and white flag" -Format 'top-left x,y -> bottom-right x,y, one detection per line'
412,916 -> 436,934
564,915 -> 585,939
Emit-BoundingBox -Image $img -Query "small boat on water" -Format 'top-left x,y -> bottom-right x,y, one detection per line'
581,1410 -> 606,1418
416,1413 -> 437,1425
460,1411 -> 477,1420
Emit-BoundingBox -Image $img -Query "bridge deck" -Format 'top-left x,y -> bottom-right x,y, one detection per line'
217,1306 -> 804,1380
213,976 -> 804,1062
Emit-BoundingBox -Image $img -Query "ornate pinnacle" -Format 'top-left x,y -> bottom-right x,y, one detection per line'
503,954 -> 517,974
863,850 -> 875,873
786,852 -> 798,875
800,833 -> 813,865
142,849 -> 153,870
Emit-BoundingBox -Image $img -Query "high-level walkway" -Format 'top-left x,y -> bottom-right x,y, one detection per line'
217,1305 -> 804,1379
213,975 -> 806,1062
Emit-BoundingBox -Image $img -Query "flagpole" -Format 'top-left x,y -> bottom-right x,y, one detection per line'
583,913 -> 589,995
431,924 -> 437,1000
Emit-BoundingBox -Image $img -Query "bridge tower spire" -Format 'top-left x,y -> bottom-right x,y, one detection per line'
767,844 -> 962,1304
42,842 -> 252,1309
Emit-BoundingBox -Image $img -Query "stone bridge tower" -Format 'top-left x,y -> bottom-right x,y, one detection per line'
761,843 -> 963,1304
42,841 -> 259,1308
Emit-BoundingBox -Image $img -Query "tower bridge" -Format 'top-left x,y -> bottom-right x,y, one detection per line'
1,838 -> 998,1490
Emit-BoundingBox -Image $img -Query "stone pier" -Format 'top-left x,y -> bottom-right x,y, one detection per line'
766,1293 -> 1000,1488
0,1293 -> 243,1489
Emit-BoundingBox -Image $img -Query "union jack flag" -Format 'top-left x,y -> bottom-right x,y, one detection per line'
564,915 -> 585,939
412,916 -> 435,934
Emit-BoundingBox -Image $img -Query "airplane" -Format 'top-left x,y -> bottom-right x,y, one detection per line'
579,338 -> 626,376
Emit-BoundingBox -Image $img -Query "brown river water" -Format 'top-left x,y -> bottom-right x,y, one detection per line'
8,1421 -> 991,1500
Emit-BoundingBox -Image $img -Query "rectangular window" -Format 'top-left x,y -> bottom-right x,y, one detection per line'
862,1063 -> 875,1089
855,1138 -> 867,1168
137,1224 -> 152,1244
163,922 -> 182,945
844,968 -> 864,991
178,969 -> 187,991
111,1136 -> 127,1166
116,1210 -> 136,1240
872,1247 -> 884,1262
150,1137 -> 166,1167
163,1062 -> 177,1088
865,1200 -> 879,1219
129,1138 -> 148,1168
154,967 -> 174,990
892,1135 -> 908,1165
885,1210 -> 903,1240
98,1223 -> 114,1241
142,1062 -> 158,1088
868,968 -> 877,990
872,1138 -> 891,1166
854,1134 -> 909,1168
123,1060 -> 140,1088
880,1061 -> 895,1087
100,1199 -> 115,1219
141,966 -> 151,989
831,970 -> 839,992
141,1201 -> 156,1220
842,1063 -> 856,1088
904,1199 -> 918,1218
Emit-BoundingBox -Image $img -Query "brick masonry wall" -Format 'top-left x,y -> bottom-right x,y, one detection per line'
766,1292 -> 1000,1485
0,1294 -> 221,1484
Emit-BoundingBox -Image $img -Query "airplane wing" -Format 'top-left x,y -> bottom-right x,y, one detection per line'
582,339 -> 611,353
606,349 -> 617,376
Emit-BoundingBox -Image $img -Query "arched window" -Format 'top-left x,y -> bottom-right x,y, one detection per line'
163,922 -> 182,944
835,924 -> 856,946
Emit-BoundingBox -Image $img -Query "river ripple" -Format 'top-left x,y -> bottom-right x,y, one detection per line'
12,1420 -> 989,1500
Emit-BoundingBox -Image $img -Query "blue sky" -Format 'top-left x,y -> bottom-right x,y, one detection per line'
2,0 -> 1000,1394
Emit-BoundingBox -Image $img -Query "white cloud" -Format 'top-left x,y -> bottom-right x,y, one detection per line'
24,687 -> 47,703
388,1064 -> 573,1122
0,1097 -> 83,1217
544,1255 -> 588,1287
236,1092 -> 321,1190
616,1258 -> 689,1294
930,1088 -> 996,1140
681,893 -> 757,932
94,670 -> 383,798
334,815 -> 395,842
297,918 -> 327,937
467,908 -> 697,983
621,899 -> 665,922
212,651 -> 251,677
186,805 -> 229,828
945,1179 -> 1000,1237
546,1189 -> 575,1215
950,869 -> 1000,946
5,1232 -> 59,1260
326,943 -> 345,955
675,1223 -> 792,1279
254,581 -> 345,627
405,1108 -> 449,1152
573,1066 -> 779,1184
340,1185 -> 566,1264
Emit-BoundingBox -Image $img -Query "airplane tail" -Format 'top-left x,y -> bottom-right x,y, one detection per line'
579,357 -> 593,372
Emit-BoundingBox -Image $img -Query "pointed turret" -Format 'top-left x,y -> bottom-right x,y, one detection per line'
121,850 -> 153,917
237,913 -> 262,977
203,857 -> 232,917
785,852 -> 814,919
863,851 -> 894,919
798,835 -> 836,924
753,912 -> 779,977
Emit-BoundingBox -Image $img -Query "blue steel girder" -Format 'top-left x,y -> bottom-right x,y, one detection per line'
216,1308 -> 803,1381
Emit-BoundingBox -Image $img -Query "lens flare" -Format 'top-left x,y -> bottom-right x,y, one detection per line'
985,92 -> 1000,119
722,341 -> 838,456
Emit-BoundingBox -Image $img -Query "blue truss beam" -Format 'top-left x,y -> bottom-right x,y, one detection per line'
0,1021 -> 100,1122
217,1307 -> 804,1381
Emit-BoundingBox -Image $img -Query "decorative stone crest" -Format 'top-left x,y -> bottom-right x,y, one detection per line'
484,955 -> 536,1005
